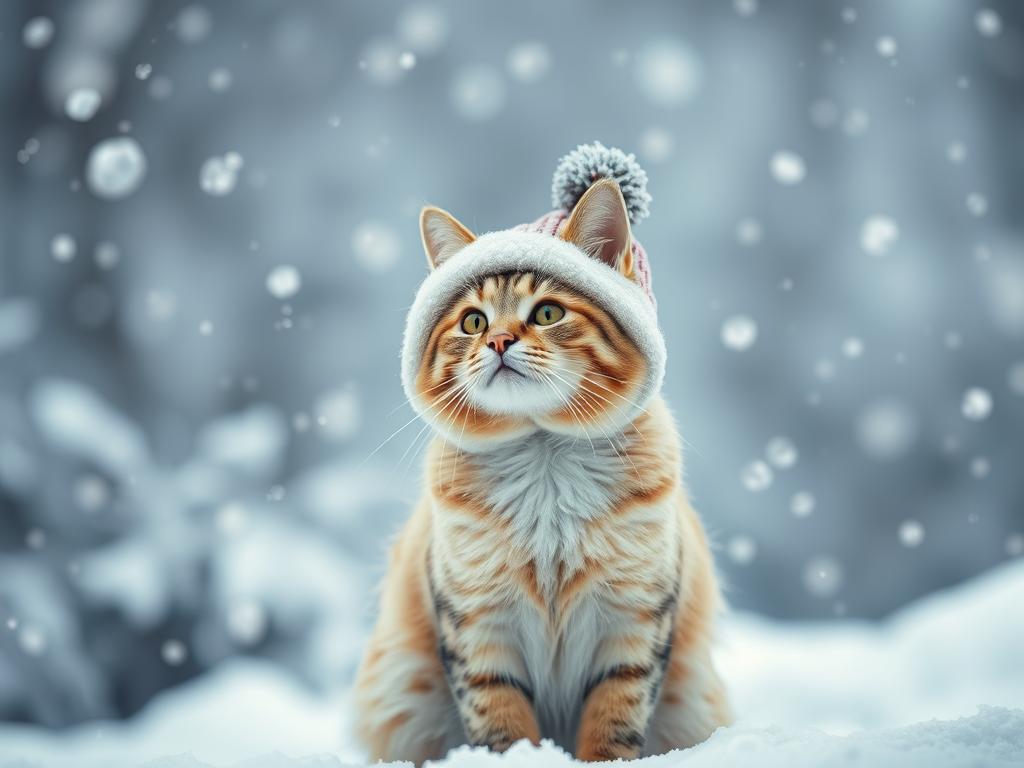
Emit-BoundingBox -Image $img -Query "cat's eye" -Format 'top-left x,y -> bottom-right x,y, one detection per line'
532,303 -> 565,326
461,311 -> 488,334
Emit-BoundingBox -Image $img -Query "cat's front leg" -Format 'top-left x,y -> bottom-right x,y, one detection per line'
575,606 -> 675,761
436,614 -> 540,751
430,555 -> 540,752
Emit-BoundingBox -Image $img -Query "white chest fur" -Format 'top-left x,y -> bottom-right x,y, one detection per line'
473,431 -> 639,744
478,431 -> 623,591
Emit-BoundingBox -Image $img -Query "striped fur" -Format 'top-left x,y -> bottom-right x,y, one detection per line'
355,271 -> 731,762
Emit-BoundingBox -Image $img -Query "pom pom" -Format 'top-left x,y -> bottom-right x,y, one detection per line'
551,141 -> 651,225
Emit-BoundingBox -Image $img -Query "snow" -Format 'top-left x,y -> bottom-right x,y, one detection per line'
975,9 -> 1002,38
764,437 -> 797,469
898,520 -> 925,548
450,66 -> 507,121
789,491 -> 815,517
507,43 -> 551,83
734,218 -> 763,246
720,315 -> 757,351
266,266 -> 303,299
769,151 -> 806,185
176,5 -> 213,45
352,222 -> 401,272
634,41 -> 702,106
86,137 -> 148,199
859,216 -> 899,256
22,17 -> 55,49
802,556 -> 844,598
638,128 -> 675,164
1,562 -> 1022,767
740,459 -> 773,492
50,234 -> 77,262
397,4 -> 449,54
200,152 -> 244,196
65,88 -> 102,122
876,36 -> 899,59
855,398 -> 916,459
961,387 -> 993,421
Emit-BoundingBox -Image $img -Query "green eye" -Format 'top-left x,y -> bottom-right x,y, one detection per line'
532,303 -> 565,326
461,311 -> 488,334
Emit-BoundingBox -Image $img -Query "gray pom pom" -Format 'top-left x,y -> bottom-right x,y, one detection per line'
551,141 -> 652,224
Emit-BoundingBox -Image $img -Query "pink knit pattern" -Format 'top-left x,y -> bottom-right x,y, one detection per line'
512,210 -> 655,307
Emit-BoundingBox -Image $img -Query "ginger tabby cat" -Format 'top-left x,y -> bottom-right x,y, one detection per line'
355,153 -> 732,762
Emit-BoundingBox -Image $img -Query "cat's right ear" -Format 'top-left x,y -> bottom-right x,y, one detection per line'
420,207 -> 476,269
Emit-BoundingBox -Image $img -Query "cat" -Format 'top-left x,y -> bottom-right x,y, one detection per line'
354,177 -> 732,762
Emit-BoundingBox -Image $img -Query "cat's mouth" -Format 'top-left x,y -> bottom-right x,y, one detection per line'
485,361 -> 528,387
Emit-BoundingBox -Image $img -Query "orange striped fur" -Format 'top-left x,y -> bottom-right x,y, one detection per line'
355,204 -> 731,762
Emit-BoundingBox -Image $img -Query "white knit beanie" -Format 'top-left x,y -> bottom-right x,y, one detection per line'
401,143 -> 666,418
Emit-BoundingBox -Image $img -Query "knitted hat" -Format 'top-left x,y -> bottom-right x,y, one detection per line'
401,142 -> 666,415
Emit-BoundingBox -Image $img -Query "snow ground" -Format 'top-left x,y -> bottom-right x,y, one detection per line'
0,562 -> 1021,768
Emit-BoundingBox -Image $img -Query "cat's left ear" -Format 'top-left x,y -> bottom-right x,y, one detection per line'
420,207 -> 476,269
560,179 -> 635,280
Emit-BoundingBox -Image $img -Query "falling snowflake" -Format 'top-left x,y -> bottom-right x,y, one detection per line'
899,520 -> 925,548
841,337 -> 865,359
161,639 -> 188,666
226,599 -> 268,646
770,151 -> 806,185
727,535 -> 758,564
22,17 -> 54,49
766,437 -> 799,469
961,387 -> 993,421
876,36 -> 898,58
507,42 -> 551,83
791,492 -> 816,518
176,5 -> 212,44
860,215 -> 899,256
856,398 -> 917,459
353,221 -> 401,272
266,266 -> 302,299
741,460 -> 774,492
65,88 -> 102,122
450,66 -> 506,120
966,193 -> 988,217
721,315 -> 758,351
803,557 -> 844,598
735,218 -> 763,246
199,152 -> 244,196
975,9 -> 1002,38
86,137 -> 147,199
50,234 -> 77,263
634,40 -> 702,106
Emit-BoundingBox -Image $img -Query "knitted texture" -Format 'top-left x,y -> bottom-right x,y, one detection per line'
514,210 -> 655,307
401,231 -> 666,429
551,141 -> 652,225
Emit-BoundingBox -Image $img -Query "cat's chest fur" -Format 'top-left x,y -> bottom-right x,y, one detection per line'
475,430 -> 623,590
467,431 -> 634,744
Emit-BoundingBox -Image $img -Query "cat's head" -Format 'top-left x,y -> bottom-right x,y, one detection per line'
402,179 -> 666,449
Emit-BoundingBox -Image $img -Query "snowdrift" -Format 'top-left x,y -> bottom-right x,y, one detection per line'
0,562 -> 1021,768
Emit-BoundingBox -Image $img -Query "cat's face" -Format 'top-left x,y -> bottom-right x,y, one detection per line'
411,179 -> 648,447
414,271 -> 647,444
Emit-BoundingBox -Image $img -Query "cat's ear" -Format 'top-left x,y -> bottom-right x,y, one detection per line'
420,207 -> 476,269
560,179 -> 635,280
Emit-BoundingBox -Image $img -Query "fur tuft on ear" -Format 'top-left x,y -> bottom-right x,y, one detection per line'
420,207 -> 476,269
559,179 -> 635,279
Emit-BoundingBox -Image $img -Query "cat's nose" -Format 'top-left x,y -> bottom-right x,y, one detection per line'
486,332 -> 517,355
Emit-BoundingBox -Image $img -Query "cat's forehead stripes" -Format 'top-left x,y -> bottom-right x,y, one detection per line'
464,272 -> 562,316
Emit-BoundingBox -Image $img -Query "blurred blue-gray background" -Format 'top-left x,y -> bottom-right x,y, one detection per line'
1,0 -> 1022,729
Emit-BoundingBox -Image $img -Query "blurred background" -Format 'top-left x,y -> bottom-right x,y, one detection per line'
1,0 -> 1022,732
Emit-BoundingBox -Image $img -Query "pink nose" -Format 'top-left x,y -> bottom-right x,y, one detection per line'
487,332 -> 516,355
